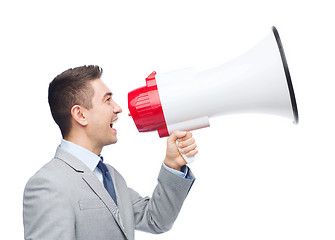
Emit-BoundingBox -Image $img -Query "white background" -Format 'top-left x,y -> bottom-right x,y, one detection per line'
1,0 -> 334,239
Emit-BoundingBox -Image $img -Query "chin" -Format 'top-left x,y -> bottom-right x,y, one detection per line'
107,138 -> 118,145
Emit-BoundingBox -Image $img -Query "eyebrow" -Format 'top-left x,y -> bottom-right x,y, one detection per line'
103,92 -> 113,100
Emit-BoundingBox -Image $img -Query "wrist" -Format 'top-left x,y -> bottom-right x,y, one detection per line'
164,158 -> 182,171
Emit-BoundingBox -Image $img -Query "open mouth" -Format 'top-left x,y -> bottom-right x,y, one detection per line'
110,118 -> 118,128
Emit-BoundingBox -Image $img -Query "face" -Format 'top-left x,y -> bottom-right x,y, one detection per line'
85,79 -> 122,149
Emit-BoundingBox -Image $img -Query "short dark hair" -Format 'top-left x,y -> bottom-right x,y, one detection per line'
48,65 -> 103,137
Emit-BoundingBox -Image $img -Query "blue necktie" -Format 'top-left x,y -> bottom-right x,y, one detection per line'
97,158 -> 117,206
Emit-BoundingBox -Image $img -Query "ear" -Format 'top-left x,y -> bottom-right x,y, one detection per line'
70,105 -> 88,126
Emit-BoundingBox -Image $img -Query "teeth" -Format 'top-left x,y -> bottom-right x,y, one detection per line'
110,118 -> 118,128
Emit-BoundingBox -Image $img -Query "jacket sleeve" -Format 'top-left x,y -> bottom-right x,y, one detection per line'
23,174 -> 76,240
131,164 -> 195,234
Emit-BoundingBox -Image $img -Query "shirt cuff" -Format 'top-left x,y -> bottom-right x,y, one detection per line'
163,162 -> 189,179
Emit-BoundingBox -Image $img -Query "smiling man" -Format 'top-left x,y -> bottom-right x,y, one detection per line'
23,65 -> 197,240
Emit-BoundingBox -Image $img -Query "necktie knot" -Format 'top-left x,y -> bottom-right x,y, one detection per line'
97,160 -> 108,174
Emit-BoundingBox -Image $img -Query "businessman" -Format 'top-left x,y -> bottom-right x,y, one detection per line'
23,65 -> 198,240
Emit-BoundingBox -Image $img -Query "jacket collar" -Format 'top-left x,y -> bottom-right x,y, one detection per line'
60,139 -> 100,172
54,146 -> 88,173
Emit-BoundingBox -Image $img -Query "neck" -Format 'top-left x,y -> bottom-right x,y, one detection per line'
64,134 -> 102,156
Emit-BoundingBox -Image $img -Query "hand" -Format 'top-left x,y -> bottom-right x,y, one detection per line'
164,131 -> 198,171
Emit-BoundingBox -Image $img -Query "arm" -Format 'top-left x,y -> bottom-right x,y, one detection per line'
132,131 -> 197,234
23,175 -> 76,240
131,165 -> 195,234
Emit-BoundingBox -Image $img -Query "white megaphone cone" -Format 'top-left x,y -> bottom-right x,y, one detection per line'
128,26 -> 299,164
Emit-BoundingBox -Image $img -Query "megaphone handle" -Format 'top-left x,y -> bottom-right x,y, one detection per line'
176,140 -> 196,164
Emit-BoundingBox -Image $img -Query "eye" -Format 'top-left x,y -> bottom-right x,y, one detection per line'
106,97 -> 111,102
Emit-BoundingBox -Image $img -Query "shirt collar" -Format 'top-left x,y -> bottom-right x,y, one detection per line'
60,139 -> 101,172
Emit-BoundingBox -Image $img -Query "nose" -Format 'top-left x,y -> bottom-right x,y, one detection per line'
113,101 -> 122,114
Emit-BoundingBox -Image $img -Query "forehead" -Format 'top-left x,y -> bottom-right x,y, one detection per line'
90,79 -> 111,98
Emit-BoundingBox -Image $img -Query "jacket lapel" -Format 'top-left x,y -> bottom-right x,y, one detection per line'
81,173 -> 128,238
107,165 -> 134,240
54,146 -> 129,239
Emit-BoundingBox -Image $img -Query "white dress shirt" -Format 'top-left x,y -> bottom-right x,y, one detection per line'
60,139 -> 189,182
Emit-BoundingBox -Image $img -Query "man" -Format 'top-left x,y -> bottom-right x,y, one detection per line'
23,65 -> 198,240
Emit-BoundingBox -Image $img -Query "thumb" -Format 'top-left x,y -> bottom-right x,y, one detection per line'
168,131 -> 187,143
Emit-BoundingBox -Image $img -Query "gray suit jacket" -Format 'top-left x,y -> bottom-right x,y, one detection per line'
23,146 -> 195,240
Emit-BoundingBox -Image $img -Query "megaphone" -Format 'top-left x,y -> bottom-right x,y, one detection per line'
128,26 -> 298,161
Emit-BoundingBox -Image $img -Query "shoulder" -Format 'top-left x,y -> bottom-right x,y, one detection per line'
24,157 -> 76,194
23,159 -> 72,211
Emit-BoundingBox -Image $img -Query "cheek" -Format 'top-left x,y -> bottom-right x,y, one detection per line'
87,105 -> 113,127
87,110 -> 106,126
96,108 -> 113,126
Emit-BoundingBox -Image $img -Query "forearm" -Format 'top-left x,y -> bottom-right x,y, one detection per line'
133,164 -> 195,234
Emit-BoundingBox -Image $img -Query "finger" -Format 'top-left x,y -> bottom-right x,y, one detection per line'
179,143 -> 197,155
178,131 -> 192,141
169,131 -> 187,142
185,149 -> 198,157
177,137 -> 195,148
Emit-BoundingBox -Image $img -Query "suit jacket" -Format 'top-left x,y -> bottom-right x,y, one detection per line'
23,146 -> 195,240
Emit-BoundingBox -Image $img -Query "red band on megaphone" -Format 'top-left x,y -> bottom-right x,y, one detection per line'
128,71 -> 169,137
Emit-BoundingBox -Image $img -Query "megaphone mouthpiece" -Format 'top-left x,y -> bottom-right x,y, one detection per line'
128,71 -> 169,137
